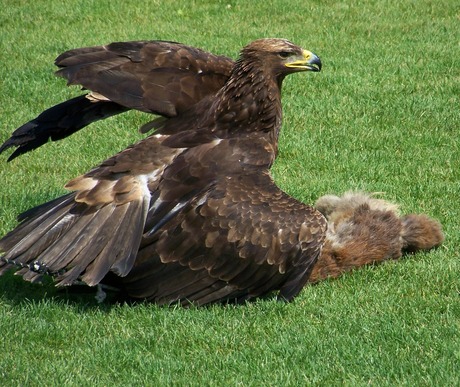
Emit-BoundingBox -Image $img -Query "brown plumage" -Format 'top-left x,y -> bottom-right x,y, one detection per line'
0,39 -> 327,306
0,40 -> 235,160
0,40 -> 444,304
309,192 -> 444,283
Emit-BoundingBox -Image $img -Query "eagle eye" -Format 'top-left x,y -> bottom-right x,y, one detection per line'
278,51 -> 292,59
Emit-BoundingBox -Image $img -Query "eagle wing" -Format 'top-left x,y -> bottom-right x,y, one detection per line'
0,133 -> 326,305
0,41 -> 234,160
127,170 -> 326,306
55,40 -> 234,116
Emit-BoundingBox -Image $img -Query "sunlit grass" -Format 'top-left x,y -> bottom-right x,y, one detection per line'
0,0 -> 459,385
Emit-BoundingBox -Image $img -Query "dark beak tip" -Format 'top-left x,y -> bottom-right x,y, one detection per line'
312,56 -> 322,72
310,63 -> 321,72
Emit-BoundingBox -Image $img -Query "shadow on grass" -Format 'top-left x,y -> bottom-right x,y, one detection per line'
0,253 -> 432,313
0,270 -> 126,312
0,270 -> 273,312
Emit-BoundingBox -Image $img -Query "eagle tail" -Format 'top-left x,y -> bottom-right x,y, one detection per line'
0,96 -> 127,161
0,192 -> 146,287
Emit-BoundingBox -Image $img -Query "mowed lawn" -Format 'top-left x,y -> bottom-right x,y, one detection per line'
0,0 -> 458,385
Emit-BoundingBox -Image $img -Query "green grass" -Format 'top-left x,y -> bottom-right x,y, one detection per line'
1,0 -> 459,385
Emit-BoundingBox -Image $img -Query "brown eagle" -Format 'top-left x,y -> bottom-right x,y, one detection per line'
0,39 -> 328,306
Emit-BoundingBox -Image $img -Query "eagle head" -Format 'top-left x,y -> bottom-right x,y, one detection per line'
240,38 -> 321,76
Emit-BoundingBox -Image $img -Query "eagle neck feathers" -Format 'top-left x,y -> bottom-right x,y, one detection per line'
213,56 -> 283,141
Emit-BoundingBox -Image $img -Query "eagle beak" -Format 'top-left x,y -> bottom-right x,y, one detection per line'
285,50 -> 322,72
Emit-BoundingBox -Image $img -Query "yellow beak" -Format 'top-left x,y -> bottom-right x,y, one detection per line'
285,50 -> 322,72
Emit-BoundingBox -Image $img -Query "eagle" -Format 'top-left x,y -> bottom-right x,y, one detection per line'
0,40 -> 444,304
0,39 -> 329,306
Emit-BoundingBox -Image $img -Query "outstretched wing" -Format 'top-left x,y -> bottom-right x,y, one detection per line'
0,131 -> 326,305
0,40 -> 234,160
55,40 -> 234,116
0,133 -> 178,286
124,170 -> 326,306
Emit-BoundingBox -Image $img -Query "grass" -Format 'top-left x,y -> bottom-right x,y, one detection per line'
0,0 -> 459,385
